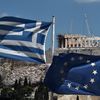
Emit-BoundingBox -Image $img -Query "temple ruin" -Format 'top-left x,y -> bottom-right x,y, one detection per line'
57,34 -> 100,49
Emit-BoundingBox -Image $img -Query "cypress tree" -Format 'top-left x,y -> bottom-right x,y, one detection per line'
24,77 -> 28,86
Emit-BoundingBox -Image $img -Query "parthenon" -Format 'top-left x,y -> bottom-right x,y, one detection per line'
58,34 -> 100,48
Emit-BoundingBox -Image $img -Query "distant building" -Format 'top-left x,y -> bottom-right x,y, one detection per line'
58,34 -> 100,49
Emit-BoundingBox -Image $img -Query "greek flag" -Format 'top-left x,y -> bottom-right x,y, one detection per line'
0,16 -> 51,64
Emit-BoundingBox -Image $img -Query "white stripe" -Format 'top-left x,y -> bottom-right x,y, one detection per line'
36,21 -> 42,26
25,26 -> 41,32
0,21 -> 21,26
0,30 -> 23,35
16,24 -> 25,27
0,30 -> 8,35
0,40 -> 44,50
0,48 -> 44,60
39,28 -> 48,35
7,31 -> 23,35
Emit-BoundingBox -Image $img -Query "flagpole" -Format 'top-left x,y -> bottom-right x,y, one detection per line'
51,16 -> 55,57
49,16 -> 55,100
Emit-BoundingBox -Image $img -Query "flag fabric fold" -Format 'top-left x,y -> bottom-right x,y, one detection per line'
44,53 -> 100,95
0,16 -> 51,64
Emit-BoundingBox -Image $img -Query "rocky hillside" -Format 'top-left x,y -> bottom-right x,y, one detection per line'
0,60 -> 50,86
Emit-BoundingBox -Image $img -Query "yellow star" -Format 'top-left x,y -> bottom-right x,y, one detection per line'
86,60 -> 91,63
61,77 -> 64,81
91,63 -> 96,67
64,62 -> 68,66
60,70 -> 64,74
83,85 -> 88,89
90,78 -> 95,84
92,70 -> 97,75
70,57 -> 75,61
79,56 -> 83,60
67,83 -> 71,88
75,86 -> 79,90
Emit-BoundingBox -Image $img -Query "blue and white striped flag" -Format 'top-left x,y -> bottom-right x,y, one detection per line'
0,16 -> 51,64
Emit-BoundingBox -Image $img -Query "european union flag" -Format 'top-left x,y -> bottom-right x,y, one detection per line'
44,53 -> 100,95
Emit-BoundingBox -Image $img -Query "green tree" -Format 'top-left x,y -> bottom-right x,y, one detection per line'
34,83 -> 49,100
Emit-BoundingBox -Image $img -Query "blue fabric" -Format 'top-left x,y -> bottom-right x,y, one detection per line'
44,53 -> 100,95
0,45 -> 44,54
0,16 -> 36,23
0,32 -> 33,41
37,33 -> 45,45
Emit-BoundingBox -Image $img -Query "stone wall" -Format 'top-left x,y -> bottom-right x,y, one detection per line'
58,95 -> 100,100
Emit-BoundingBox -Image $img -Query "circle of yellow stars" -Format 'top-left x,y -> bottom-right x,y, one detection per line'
60,55 -> 99,91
